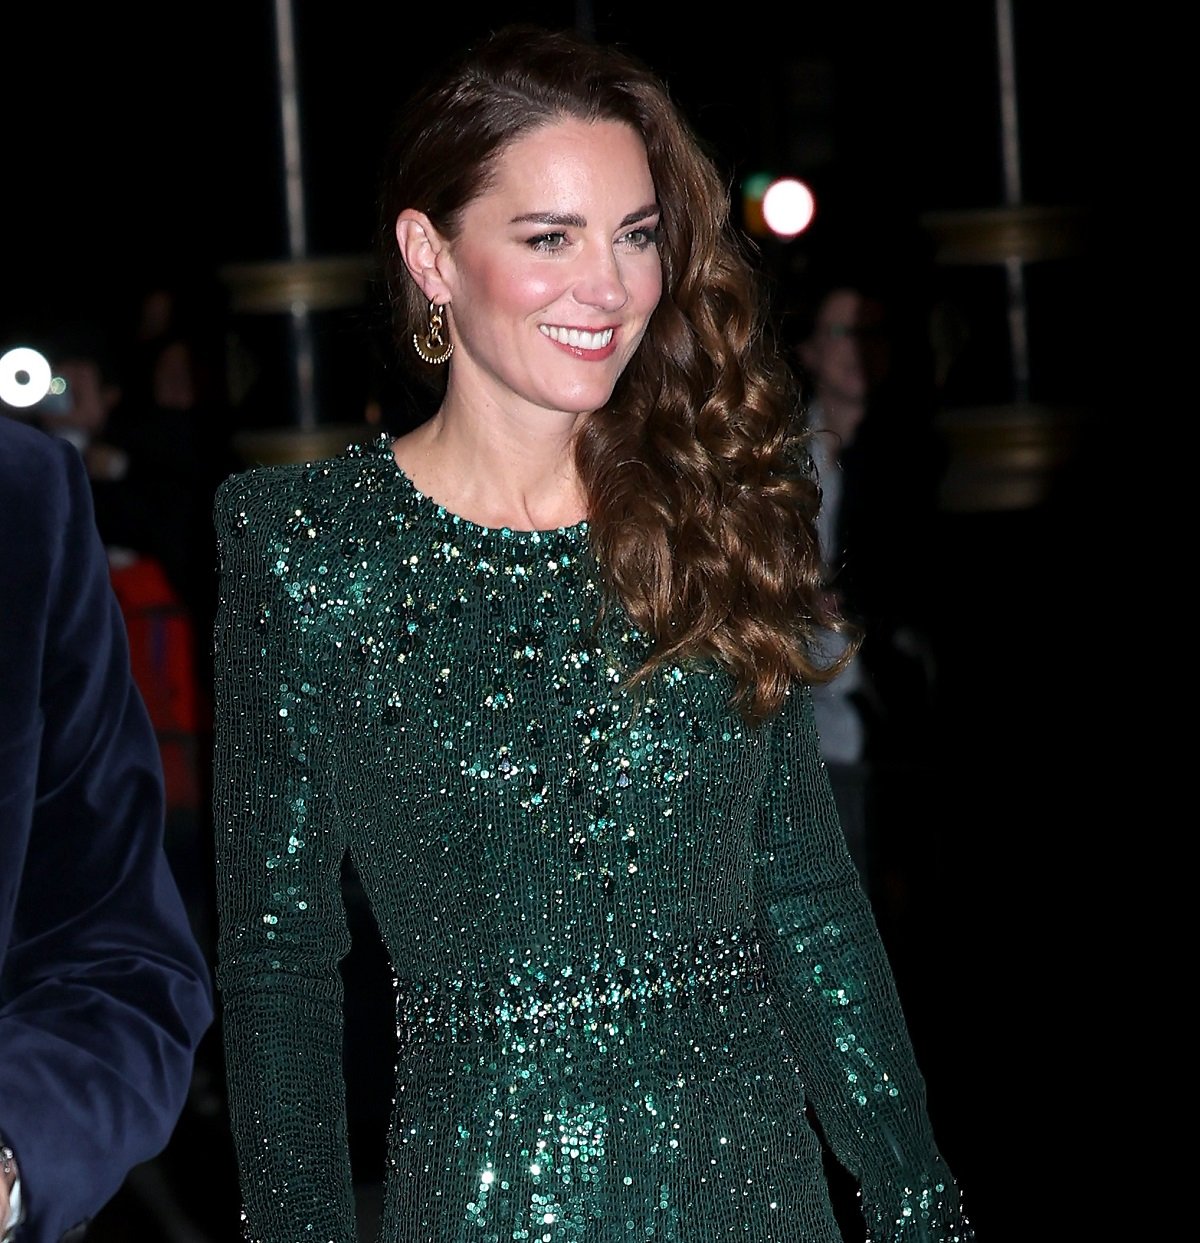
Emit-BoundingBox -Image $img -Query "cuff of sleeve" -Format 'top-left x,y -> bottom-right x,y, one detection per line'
861,1173 -> 973,1241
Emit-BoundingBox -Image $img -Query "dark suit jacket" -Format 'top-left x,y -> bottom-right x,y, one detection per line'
0,416 -> 214,1243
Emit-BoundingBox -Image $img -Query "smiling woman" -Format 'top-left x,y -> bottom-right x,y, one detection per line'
210,23 -> 974,1243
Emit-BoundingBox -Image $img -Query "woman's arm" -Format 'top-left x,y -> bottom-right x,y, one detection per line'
212,470 -> 356,1241
753,685 -> 972,1241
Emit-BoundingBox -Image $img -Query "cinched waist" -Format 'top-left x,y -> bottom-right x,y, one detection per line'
395,932 -> 768,1045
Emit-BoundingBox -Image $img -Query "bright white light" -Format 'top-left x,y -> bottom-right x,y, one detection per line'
0,346 -> 53,408
761,178 -> 816,239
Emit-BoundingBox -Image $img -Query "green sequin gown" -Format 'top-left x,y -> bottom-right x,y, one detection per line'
212,436 -> 971,1243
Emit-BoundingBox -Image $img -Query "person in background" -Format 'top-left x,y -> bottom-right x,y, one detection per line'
21,291 -> 236,657
0,412 -> 214,1243
212,24 -> 972,1242
791,266 -> 945,891
114,275 -> 239,640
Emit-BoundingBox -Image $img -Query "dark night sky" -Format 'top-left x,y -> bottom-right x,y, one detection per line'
2,2 -> 1098,340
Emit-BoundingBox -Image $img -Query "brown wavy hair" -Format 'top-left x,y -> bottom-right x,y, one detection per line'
376,24 -> 857,723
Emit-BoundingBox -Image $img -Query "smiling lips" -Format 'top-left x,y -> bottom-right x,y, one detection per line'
539,324 -> 618,359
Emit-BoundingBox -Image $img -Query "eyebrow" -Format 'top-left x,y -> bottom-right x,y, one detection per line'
509,203 -> 661,228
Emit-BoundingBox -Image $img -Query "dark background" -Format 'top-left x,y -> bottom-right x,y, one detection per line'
2,3 -> 1105,1239
2,3 -> 1099,322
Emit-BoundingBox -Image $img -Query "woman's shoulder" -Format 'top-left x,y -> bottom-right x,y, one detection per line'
213,432 -> 397,531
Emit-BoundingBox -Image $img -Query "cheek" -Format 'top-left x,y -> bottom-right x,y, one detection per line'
632,264 -> 664,315
467,259 -> 560,320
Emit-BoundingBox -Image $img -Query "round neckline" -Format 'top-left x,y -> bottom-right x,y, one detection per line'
376,434 -> 590,544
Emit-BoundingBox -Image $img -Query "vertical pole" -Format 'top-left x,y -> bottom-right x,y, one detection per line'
272,0 -> 319,430
995,0 -> 1030,404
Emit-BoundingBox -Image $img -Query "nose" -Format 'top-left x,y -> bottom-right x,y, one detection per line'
574,244 -> 629,311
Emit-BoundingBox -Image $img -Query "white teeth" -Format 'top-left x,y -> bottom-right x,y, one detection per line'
539,325 -> 614,350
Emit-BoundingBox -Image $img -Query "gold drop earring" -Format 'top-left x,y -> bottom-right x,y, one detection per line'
413,301 -> 454,364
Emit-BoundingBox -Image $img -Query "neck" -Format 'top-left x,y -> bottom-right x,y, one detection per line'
394,396 -> 588,531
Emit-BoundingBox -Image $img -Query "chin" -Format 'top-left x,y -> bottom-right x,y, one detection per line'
547,385 -> 619,415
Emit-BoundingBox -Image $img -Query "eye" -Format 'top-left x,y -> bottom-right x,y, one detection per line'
619,226 -> 659,249
527,231 -> 569,251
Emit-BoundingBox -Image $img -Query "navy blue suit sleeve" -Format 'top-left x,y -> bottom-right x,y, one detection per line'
0,419 -> 214,1243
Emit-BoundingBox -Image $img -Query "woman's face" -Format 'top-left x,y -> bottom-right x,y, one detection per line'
438,117 -> 663,424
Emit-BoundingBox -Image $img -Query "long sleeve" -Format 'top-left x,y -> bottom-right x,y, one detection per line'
211,471 -> 355,1241
753,685 -> 971,1241
0,423 -> 213,1243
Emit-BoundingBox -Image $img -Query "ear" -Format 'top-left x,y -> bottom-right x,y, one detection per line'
395,210 -> 453,306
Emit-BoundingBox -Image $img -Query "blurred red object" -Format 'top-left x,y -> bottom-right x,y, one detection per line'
109,554 -> 209,811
